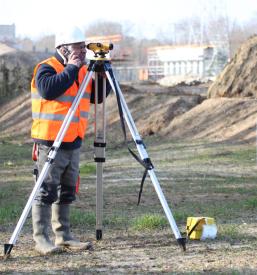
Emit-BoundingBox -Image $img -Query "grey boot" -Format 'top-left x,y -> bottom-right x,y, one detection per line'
32,204 -> 62,255
52,204 -> 93,251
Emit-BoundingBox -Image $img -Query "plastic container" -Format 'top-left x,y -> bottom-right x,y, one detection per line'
186,217 -> 217,240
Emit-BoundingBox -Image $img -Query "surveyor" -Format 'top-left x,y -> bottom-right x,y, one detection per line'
30,26 -> 111,255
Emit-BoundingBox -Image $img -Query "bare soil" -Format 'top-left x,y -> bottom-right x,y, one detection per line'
208,35 -> 257,98
1,138 -> 257,274
162,97 -> 257,144
2,80 -> 257,146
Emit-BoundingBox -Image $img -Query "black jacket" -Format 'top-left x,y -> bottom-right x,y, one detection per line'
33,51 -> 111,149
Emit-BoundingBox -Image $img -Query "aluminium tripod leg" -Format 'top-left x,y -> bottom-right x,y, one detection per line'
94,72 -> 107,240
104,64 -> 186,251
4,68 -> 95,257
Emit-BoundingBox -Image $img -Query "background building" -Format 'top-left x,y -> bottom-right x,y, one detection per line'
147,44 -> 229,81
0,24 -> 15,42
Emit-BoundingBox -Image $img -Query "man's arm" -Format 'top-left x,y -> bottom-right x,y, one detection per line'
35,64 -> 79,100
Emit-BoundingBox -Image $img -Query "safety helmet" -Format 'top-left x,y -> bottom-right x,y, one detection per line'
55,26 -> 85,48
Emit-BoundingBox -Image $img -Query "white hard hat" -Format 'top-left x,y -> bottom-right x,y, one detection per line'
55,26 -> 85,48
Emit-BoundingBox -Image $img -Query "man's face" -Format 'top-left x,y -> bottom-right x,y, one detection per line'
67,42 -> 86,61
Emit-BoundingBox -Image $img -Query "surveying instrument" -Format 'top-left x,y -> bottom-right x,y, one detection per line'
4,42 -> 186,258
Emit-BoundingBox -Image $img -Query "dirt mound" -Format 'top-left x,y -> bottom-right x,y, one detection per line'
2,82 -> 256,145
136,96 -> 202,136
0,85 -> 203,143
208,35 -> 257,98
86,87 -> 203,141
163,98 -> 257,143
0,92 -> 31,141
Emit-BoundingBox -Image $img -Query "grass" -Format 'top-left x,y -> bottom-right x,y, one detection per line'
0,183 -> 29,225
0,142 -> 32,167
175,198 -> 257,223
1,139 -> 257,239
229,148 -> 256,164
156,144 -> 257,167
71,208 -> 130,229
173,210 -> 190,223
244,198 -> 257,210
104,214 -> 129,228
0,183 -> 20,199
70,209 -> 170,231
70,208 -> 96,226
1,138 -> 257,273
79,163 -> 96,176
0,202 -> 24,224
218,224 -> 241,242
132,214 -> 168,230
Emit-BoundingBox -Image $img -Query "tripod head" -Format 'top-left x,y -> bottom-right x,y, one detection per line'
87,43 -> 113,59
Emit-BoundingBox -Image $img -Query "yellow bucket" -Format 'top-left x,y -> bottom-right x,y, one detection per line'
186,217 -> 217,240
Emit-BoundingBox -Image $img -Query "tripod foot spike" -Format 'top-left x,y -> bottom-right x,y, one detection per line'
177,238 -> 187,251
96,229 -> 102,240
4,244 -> 13,259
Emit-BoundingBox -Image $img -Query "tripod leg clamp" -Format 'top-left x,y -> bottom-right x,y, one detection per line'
47,146 -> 59,164
94,142 -> 106,162
94,157 -> 105,162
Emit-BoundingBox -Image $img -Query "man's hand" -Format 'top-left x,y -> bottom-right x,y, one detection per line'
67,51 -> 82,68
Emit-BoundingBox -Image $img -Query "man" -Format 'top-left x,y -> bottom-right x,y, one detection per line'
31,27 -> 110,255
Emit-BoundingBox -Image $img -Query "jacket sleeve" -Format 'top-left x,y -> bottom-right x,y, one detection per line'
90,76 -> 112,104
35,63 -> 79,100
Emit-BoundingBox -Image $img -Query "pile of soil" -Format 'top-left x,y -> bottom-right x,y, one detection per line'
0,85 -> 204,143
0,92 -> 31,141
208,35 -> 257,98
136,95 -> 203,136
1,82 -> 257,145
85,87 -> 204,139
162,98 -> 257,144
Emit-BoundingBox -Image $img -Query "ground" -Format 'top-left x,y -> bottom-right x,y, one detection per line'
1,135 -> 257,274
1,81 -> 257,273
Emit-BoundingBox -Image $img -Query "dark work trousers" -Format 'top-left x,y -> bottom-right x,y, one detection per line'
34,144 -> 80,205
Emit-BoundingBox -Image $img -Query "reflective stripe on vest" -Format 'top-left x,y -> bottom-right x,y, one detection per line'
32,112 -> 89,122
31,92 -> 91,102
31,56 -> 92,142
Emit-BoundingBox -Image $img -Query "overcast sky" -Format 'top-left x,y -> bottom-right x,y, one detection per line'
1,0 -> 257,40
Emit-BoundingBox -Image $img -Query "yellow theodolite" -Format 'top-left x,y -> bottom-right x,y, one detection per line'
87,43 -> 113,59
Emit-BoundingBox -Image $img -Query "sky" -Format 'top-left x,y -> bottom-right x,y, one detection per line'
0,0 -> 257,40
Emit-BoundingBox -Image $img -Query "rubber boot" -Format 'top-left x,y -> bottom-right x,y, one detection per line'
52,204 -> 93,251
32,204 -> 62,255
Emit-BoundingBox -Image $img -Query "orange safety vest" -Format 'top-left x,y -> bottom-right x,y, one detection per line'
31,56 -> 92,142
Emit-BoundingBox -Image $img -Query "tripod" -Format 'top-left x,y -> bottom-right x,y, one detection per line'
4,43 -> 186,257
